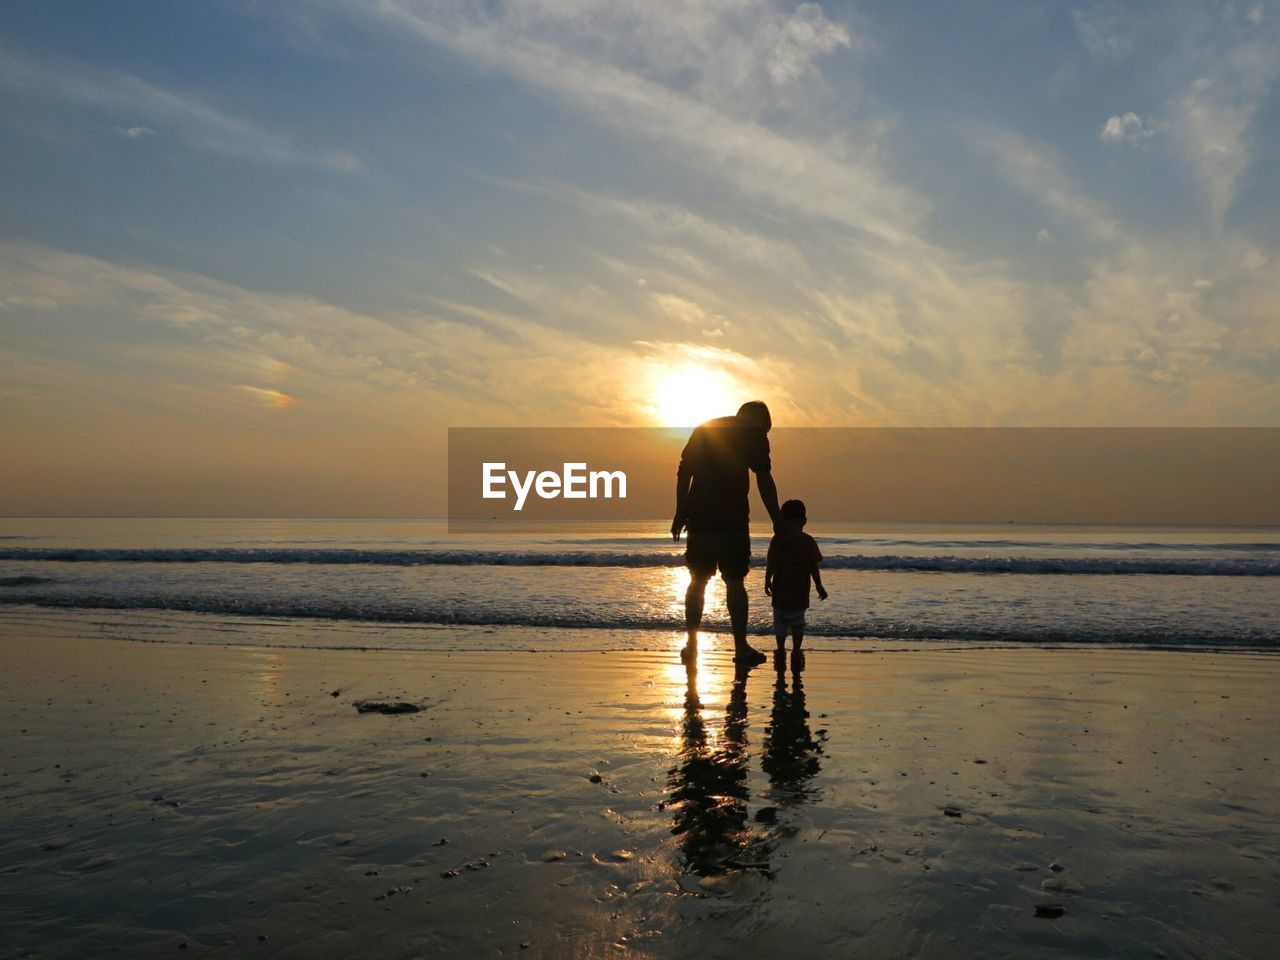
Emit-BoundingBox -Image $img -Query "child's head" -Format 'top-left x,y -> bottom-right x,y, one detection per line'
780,498 -> 807,529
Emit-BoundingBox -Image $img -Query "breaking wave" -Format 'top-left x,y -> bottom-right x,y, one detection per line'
2,547 -> 1277,576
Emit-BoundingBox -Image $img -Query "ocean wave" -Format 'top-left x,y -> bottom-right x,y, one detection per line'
1,596 -> 1274,647
0,575 -> 58,587
2,546 -> 1278,575
816,537 -> 1280,552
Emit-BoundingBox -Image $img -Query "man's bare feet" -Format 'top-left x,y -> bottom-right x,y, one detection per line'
733,646 -> 768,665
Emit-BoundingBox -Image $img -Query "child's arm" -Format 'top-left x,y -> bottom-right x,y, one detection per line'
764,538 -> 777,596
812,565 -> 828,601
810,537 -> 827,600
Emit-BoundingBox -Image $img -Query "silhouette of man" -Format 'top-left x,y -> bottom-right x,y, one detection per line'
671,401 -> 781,664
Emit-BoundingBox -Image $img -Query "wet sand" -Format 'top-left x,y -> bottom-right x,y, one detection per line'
2,622 -> 1278,959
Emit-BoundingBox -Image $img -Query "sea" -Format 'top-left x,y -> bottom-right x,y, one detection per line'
1,517 -> 1277,653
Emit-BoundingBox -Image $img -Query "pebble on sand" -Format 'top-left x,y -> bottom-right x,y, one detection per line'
354,700 -> 422,714
1034,903 -> 1066,919
592,849 -> 635,864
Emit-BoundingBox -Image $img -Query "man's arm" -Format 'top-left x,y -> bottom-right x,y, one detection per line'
672,461 -> 692,541
755,469 -> 782,528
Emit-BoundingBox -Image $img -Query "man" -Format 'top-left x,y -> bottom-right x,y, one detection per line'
671,400 -> 781,664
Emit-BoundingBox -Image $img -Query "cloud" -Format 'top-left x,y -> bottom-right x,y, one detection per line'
0,47 -> 362,173
1100,111 -> 1155,144
974,126 -> 1122,243
652,292 -> 716,327
1175,72 -> 1276,222
342,1 -> 920,244
765,3 -> 855,85
0,240 -> 688,432
1072,3 -> 1134,59
1164,5 -> 1280,223
476,175 -> 814,280
239,385 -> 296,408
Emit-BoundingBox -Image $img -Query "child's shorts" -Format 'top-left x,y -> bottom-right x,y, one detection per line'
772,608 -> 806,633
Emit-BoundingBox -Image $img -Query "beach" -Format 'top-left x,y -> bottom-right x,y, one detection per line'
7,2 -> 1280,956
3,614 -> 1277,959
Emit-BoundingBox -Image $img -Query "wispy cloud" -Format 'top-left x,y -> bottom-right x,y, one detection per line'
239,385 -> 296,408
1101,111 -> 1155,144
343,1 -> 919,243
1072,3 -> 1134,59
1173,65 -> 1278,222
0,47 -> 363,173
973,127 -> 1122,243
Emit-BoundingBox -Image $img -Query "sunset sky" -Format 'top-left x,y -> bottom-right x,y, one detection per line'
2,1 -> 1278,515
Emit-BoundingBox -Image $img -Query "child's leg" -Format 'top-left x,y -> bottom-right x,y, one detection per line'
772,609 -> 787,651
791,622 -> 805,650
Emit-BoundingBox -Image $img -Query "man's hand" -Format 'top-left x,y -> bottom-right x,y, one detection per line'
817,586 -> 828,601
670,515 -> 686,542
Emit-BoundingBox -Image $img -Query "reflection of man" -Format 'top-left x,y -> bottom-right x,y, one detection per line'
671,401 -> 781,664
667,663 -> 758,875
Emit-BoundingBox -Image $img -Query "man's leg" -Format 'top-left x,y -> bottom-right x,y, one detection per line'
684,573 -> 709,655
725,577 -> 764,662
683,530 -> 715,660
725,577 -> 747,645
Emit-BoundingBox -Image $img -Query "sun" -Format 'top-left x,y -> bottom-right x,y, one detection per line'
650,363 -> 739,427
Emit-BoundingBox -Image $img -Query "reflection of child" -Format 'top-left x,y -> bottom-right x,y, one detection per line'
764,499 -> 827,655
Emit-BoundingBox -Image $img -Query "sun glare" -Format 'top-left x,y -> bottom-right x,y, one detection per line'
650,363 -> 739,427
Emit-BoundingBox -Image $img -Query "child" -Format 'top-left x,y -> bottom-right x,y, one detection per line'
764,499 -> 827,661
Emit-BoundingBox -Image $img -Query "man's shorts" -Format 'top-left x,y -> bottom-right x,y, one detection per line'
772,607 -> 806,633
685,528 -> 752,581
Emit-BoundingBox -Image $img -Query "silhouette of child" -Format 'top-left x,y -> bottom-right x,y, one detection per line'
764,499 -> 827,661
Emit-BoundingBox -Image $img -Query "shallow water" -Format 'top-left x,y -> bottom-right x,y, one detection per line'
1,519 -> 1277,648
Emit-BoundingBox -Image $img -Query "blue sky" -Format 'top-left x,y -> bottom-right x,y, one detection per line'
1,1 -> 1277,513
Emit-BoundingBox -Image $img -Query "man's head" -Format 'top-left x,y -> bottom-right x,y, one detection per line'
736,400 -> 772,432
